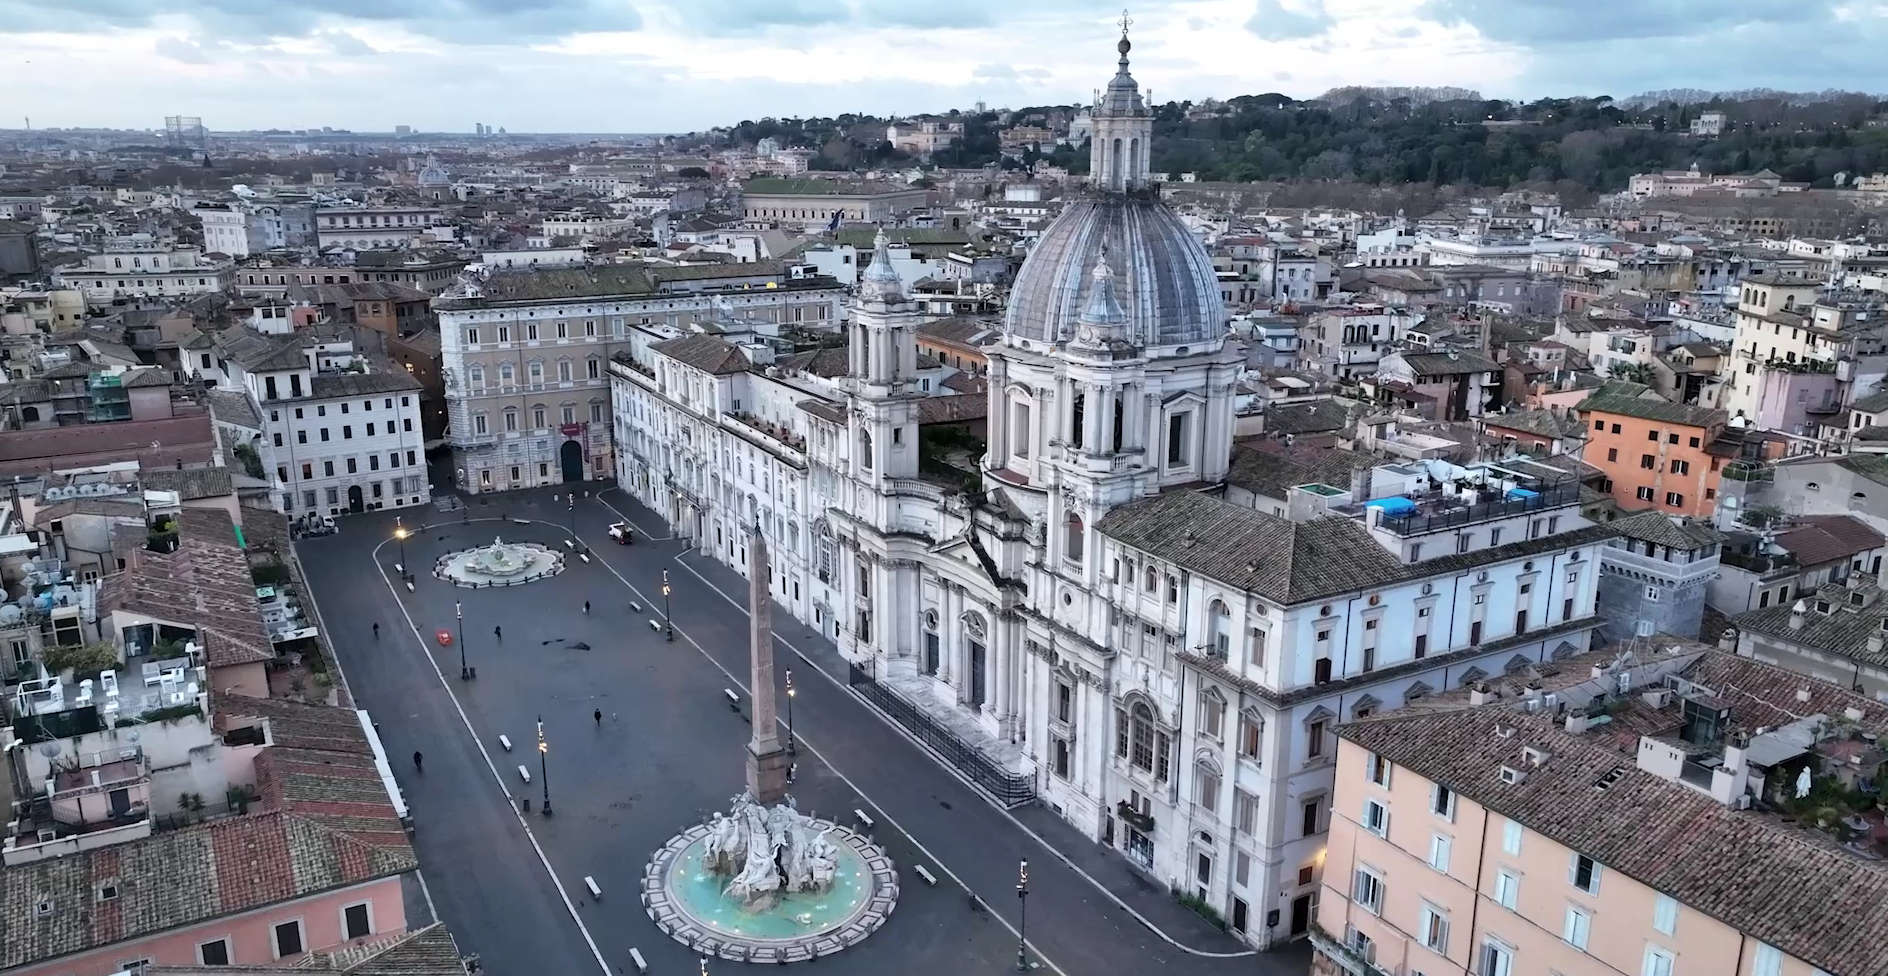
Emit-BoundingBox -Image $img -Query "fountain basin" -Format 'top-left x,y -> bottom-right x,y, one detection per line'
643,818 -> 898,963
434,536 -> 565,588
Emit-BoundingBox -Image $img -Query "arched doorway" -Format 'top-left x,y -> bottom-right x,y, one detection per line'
559,439 -> 583,483
346,485 -> 364,514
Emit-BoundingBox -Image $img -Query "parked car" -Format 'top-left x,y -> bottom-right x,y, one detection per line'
607,522 -> 635,545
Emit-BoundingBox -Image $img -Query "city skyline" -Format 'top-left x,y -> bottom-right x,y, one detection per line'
3,0 -> 1885,134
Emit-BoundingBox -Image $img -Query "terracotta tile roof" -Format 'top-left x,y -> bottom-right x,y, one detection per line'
1343,661 -> 1888,976
97,508 -> 272,669
1610,510 -> 1722,552
1098,490 -> 1625,605
652,333 -> 750,375
1224,441 -> 1370,501
0,811 -> 416,970
1579,389 -> 1725,428
1774,515 -> 1884,568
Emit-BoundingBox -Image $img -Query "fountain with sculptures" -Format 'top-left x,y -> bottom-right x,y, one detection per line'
434,534 -> 564,587
641,520 -> 897,963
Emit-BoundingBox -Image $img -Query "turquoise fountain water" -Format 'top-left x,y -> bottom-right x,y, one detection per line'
667,832 -> 871,940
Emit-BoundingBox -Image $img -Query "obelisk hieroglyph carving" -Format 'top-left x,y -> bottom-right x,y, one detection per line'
744,518 -> 790,805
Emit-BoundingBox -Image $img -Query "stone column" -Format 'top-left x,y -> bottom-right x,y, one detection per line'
989,608 -> 1008,725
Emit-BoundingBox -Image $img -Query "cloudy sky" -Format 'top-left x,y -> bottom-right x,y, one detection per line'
3,0 -> 1884,133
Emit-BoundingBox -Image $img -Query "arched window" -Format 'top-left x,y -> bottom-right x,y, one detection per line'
1208,599 -> 1231,658
1130,702 -> 1155,771
1128,138 -> 1139,184
528,360 -> 544,383
1111,138 -> 1123,187
1198,688 -> 1225,739
498,362 -> 514,385
859,429 -> 874,469
19,406 -> 38,423
1145,566 -> 1158,592
1065,513 -> 1085,564
1194,755 -> 1221,811
468,365 -> 484,388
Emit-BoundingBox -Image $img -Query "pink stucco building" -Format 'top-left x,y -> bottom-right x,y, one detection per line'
1313,641 -> 1888,976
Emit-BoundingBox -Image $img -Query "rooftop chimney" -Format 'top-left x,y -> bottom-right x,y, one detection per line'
1789,599 -> 1807,630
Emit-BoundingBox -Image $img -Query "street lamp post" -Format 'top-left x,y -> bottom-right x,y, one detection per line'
1015,859 -> 1030,971
394,516 -> 408,573
536,715 -> 552,816
566,494 -> 580,553
456,601 -> 471,680
661,569 -> 674,642
785,669 -> 796,756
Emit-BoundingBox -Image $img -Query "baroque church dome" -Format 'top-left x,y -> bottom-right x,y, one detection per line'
1000,29 -> 1226,350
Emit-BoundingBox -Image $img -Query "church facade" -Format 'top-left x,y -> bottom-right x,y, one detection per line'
610,30 -> 1620,950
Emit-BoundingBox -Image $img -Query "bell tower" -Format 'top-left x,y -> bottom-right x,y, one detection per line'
1089,12 -> 1152,192
847,228 -> 922,485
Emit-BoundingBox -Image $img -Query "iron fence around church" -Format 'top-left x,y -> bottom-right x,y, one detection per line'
848,663 -> 1036,808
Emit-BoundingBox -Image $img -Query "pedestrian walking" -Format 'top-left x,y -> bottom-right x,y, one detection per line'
593,708 -> 602,727
372,621 -> 380,639
582,600 -> 591,615
412,750 -> 424,773
494,625 -> 502,640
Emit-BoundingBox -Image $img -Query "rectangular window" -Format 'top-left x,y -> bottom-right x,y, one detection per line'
1362,798 -> 1389,837
1428,833 -> 1452,872
1653,893 -> 1678,935
1481,941 -> 1514,976
1570,853 -> 1602,894
1239,714 -> 1261,759
1301,797 -> 1321,837
1366,752 -> 1391,786
1166,413 -> 1187,467
1753,944 -> 1783,976
272,920 -> 304,958
1636,486 -> 1655,501
1563,906 -> 1592,950
1494,870 -> 1519,909
1351,867 -> 1384,914
1643,947 -> 1676,976
344,903 -> 371,939
198,939 -> 230,966
1665,491 -> 1684,507
1235,789 -> 1258,835
1431,784 -> 1456,820
1641,453 -> 1656,469
1419,904 -> 1450,953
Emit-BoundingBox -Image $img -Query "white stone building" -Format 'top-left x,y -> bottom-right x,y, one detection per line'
185,325 -> 428,517
53,244 -> 231,307
314,206 -> 443,250
609,31 -> 1621,950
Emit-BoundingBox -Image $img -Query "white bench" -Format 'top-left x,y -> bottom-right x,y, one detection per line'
853,808 -> 874,830
582,875 -> 602,899
627,948 -> 648,973
498,734 -> 513,751
648,620 -> 662,632
912,864 -> 938,886
517,765 -> 531,784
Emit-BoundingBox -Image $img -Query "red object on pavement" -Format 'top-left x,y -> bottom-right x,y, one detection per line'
436,629 -> 453,646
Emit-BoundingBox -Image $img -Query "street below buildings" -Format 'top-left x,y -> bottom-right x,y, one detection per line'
296,483 -> 1310,975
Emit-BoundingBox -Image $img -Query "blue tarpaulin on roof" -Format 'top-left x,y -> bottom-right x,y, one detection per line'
1506,487 -> 1540,500
1364,496 -> 1417,515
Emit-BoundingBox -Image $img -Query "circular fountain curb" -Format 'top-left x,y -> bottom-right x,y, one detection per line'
641,818 -> 899,963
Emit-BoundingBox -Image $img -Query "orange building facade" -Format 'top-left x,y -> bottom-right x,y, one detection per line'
1579,395 -> 1727,519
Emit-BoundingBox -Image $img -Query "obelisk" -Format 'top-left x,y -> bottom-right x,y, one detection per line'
744,518 -> 790,805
